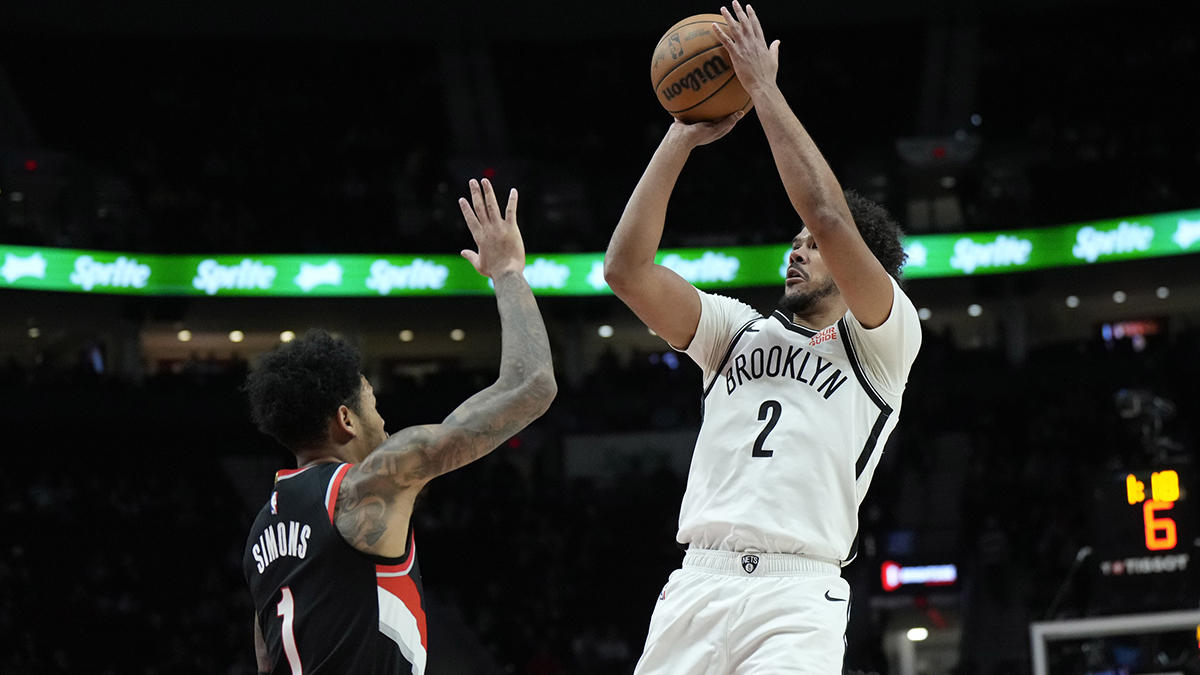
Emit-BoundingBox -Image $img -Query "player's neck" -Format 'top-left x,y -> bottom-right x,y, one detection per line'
792,299 -> 846,332
294,445 -> 359,469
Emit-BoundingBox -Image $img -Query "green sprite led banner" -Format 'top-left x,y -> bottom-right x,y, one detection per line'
900,209 -> 1200,279
1,209 -> 1198,297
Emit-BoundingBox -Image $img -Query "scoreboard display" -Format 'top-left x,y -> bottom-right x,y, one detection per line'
1089,465 -> 1199,614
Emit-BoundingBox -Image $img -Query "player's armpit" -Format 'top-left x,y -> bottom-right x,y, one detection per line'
334,463 -> 405,552
253,613 -> 270,673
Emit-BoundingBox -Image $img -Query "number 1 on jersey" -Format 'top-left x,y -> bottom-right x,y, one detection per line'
277,587 -> 304,674
753,400 -> 782,457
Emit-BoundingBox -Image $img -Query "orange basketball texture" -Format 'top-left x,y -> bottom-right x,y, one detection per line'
651,14 -> 754,124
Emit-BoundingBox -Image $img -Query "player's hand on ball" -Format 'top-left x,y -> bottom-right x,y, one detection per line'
713,2 -> 780,94
668,110 -> 743,148
459,178 -> 527,279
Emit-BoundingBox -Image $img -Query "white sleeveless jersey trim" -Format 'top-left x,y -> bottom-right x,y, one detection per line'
324,463 -> 350,516
676,284 -> 919,565
833,316 -> 894,564
836,317 -> 894,480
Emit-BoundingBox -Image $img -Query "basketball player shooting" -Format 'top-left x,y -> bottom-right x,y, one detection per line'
604,4 -> 921,673
241,178 -> 556,674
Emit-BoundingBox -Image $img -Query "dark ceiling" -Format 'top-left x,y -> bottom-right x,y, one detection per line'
1,0 -> 1119,40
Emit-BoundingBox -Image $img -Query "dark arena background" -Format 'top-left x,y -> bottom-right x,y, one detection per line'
2,0 -> 1200,673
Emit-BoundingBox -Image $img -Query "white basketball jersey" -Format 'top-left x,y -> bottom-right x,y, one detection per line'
677,276 -> 921,564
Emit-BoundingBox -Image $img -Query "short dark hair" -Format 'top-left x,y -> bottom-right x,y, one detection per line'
843,189 -> 907,280
244,329 -> 364,451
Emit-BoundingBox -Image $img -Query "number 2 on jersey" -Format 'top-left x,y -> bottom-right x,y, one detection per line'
753,400 -> 782,457
277,587 -> 304,674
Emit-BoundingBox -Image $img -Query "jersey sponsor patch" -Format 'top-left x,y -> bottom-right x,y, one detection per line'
810,325 -> 838,346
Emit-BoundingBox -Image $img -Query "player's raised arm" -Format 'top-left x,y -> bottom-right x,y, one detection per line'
603,114 -> 742,349
334,178 -> 556,557
714,2 -> 895,329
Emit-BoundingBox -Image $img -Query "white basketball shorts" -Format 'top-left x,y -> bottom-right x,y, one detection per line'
633,549 -> 850,675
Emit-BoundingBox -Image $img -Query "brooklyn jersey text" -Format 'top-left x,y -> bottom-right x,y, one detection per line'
676,277 -> 922,563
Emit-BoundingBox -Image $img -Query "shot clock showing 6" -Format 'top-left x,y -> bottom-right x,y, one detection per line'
1126,469 -> 1183,551
1089,466 -> 1199,613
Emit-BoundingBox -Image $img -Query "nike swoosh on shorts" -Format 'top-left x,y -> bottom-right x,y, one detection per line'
824,591 -> 847,602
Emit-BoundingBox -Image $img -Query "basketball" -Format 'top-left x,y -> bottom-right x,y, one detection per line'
651,13 -> 754,124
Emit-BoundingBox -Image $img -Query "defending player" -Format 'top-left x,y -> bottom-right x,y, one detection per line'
603,4 -> 921,673
242,178 -> 556,674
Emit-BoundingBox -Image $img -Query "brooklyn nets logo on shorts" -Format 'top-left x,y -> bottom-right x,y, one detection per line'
741,555 -> 759,574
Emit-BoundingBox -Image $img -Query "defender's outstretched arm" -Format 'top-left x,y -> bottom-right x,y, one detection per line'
604,115 -> 741,349
334,179 -> 556,558
715,2 -> 895,328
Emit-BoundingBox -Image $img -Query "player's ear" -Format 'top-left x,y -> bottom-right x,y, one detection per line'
330,405 -> 358,444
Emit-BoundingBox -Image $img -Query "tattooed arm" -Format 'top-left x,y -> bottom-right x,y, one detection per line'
334,178 -> 556,558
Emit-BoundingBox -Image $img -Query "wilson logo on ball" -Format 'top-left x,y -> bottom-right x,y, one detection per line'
651,13 -> 753,123
660,55 -> 731,101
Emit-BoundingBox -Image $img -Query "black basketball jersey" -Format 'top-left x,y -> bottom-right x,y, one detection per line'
243,462 -> 426,675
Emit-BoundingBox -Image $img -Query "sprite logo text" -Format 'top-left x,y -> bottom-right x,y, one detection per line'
949,235 -> 1033,274
70,255 -> 151,291
366,259 -> 449,295
1072,222 -> 1155,262
193,259 -> 277,295
661,252 -> 740,283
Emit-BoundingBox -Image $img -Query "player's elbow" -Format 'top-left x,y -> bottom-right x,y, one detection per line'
602,256 -> 644,296
540,374 -> 559,413
522,369 -> 558,418
531,368 -> 558,404
602,255 -> 626,287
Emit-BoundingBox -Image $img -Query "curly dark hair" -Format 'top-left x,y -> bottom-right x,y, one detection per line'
843,189 -> 908,280
244,329 -> 364,451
